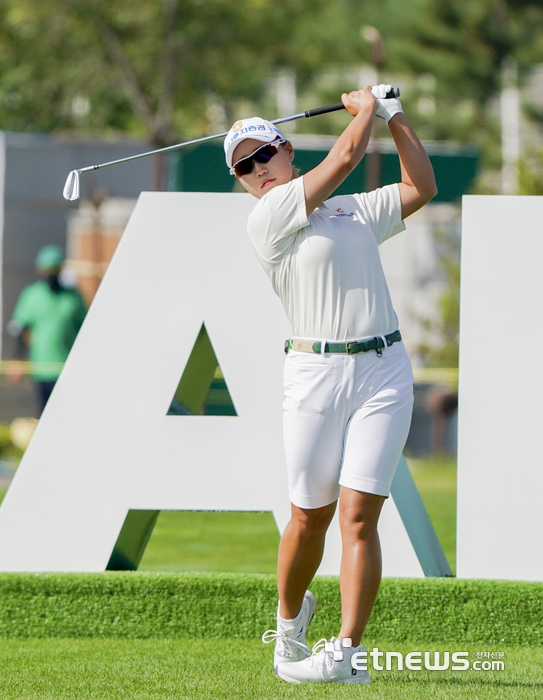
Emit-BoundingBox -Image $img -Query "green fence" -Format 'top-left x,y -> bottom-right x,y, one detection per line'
168,139 -> 478,203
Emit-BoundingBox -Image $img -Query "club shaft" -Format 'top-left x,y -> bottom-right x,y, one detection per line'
79,104 -> 346,174
74,88 -> 399,175
79,131 -> 230,173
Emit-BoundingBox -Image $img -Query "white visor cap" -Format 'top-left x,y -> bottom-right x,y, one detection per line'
224,117 -> 285,168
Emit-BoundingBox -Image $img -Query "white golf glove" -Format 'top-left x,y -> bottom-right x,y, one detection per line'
371,83 -> 403,123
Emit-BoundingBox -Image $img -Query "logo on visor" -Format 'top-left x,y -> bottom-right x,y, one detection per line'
232,121 -> 243,132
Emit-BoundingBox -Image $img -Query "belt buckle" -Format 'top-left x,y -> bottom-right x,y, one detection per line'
346,342 -> 357,355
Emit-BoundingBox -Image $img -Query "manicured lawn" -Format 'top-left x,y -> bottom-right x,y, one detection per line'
0,638 -> 540,700
138,510 -> 280,573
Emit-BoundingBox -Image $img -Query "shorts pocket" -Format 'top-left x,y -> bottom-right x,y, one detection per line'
283,359 -> 335,415
372,343 -> 414,397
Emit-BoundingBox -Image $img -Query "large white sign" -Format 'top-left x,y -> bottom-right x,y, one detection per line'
457,195 -> 543,581
0,193 -> 448,577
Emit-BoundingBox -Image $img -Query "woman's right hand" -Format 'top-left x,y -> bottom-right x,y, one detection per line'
341,87 -> 378,118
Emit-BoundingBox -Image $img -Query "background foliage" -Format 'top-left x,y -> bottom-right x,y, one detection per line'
0,0 -> 542,157
1,1 -> 543,368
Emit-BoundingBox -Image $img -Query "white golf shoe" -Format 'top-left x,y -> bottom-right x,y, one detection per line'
262,591 -> 317,674
276,637 -> 371,684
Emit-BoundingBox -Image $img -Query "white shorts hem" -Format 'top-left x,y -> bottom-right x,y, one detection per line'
289,487 -> 340,510
339,473 -> 391,498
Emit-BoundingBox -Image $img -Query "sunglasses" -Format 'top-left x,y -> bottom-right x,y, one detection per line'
230,140 -> 285,177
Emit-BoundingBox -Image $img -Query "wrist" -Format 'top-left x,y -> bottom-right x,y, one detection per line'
353,100 -> 377,121
387,112 -> 402,125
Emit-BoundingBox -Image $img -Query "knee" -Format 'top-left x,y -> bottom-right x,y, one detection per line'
340,506 -> 380,542
339,491 -> 384,541
341,516 -> 378,542
290,502 -> 336,537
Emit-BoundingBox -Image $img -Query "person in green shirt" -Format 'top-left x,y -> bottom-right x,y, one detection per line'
7,245 -> 87,416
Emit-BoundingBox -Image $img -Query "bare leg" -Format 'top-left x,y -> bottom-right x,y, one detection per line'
277,501 -> 337,620
337,486 -> 385,646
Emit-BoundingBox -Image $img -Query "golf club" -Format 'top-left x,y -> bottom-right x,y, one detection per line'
62,87 -> 400,201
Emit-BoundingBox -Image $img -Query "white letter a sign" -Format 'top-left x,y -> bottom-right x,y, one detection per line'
0,193 -> 450,577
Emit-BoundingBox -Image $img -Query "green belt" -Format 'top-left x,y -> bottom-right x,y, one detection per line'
285,330 -> 402,357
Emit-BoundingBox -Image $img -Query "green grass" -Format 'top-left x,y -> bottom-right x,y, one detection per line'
0,572 -> 541,698
139,511 -> 280,573
0,638 -> 541,699
1,574 -> 541,646
1,457 -> 457,576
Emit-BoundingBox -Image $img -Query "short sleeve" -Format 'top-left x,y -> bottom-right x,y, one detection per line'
247,177 -> 309,264
11,286 -> 36,330
353,183 -> 405,245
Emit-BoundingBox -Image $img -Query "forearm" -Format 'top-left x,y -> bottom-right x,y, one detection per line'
5,326 -> 27,383
388,114 -> 437,217
12,330 -> 28,360
328,101 -> 376,172
6,320 -> 28,360
389,114 -> 436,194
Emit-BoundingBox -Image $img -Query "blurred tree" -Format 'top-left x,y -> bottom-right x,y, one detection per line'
417,229 -> 461,368
0,0 -> 542,157
0,0 -> 275,145
0,0 -> 355,145
517,147 -> 543,194
354,1 -> 543,136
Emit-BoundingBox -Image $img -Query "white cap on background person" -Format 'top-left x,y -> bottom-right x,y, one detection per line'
224,117 -> 285,168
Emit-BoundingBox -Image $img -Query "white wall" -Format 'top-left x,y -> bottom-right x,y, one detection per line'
457,195 -> 543,581
0,192 -> 432,576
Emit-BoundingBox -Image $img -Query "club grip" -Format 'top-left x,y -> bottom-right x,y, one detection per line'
381,86 -> 400,99
304,87 -> 400,119
304,102 -> 345,118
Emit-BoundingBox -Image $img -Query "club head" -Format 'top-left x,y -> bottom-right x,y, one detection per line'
63,170 -> 81,201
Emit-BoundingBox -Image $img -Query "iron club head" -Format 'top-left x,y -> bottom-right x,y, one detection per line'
63,170 -> 81,201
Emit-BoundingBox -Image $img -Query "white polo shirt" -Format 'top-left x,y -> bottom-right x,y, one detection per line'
247,176 -> 405,341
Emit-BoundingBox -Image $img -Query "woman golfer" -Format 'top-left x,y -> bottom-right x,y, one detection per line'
224,85 -> 437,684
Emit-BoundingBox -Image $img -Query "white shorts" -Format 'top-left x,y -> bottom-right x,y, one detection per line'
282,340 -> 414,509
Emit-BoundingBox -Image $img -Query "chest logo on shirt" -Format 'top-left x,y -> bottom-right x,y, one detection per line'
330,207 -> 355,219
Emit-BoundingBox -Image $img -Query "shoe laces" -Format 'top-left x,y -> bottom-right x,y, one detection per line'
307,638 -> 343,671
261,629 -> 310,659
